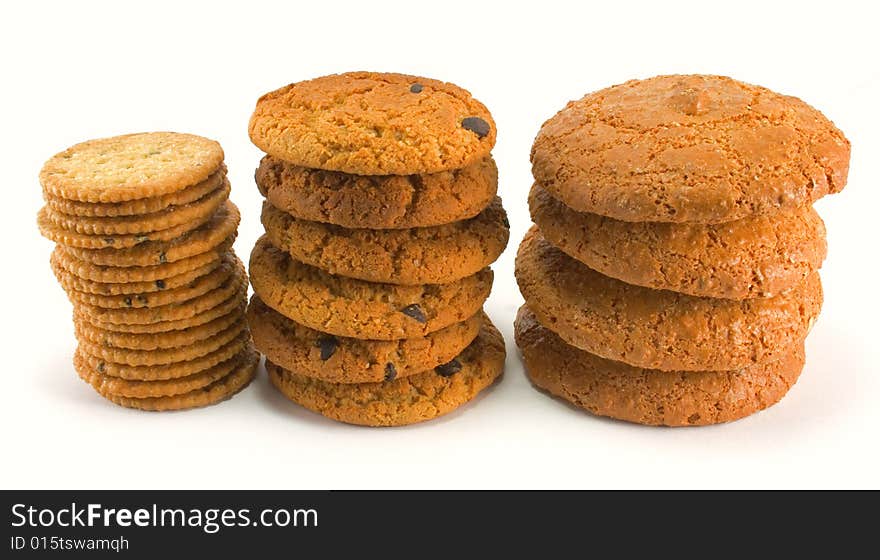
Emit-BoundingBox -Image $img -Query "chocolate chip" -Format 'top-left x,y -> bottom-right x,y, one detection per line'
123,297 -> 133,308
315,336 -> 338,361
435,359 -> 462,377
400,304 -> 426,323
158,252 -> 167,264
410,83 -> 423,93
103,237 -> 116,245
137,295 -> 148,305
96,362 -> 105,373
461,117 -> 490,138
155,280 -> 166,289
384,363 -> 397,381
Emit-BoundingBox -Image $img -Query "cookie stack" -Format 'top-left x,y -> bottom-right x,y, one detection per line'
515,75 -> 850,426
247,72 -> 509,426
38,132 -> 257,411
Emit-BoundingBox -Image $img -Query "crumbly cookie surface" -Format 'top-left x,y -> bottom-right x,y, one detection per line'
255,155 -> 498,229
249,236 -> 492,340
248,295 -> 483,383
530,184 -> 826,299
531,74 -> 850,223
267,320 -> 505,426
515,306 -> 803,426
262,197 -> 508,285
515,227 -> 822,371
249,72 -> 495,174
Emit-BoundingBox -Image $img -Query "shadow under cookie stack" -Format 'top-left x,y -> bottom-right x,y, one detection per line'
515,75 -> 850,426
247,72 -> 509,426
38,132 -> 257,411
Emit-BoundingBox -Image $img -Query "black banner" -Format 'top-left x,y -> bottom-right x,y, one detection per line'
0,490 -> 872,556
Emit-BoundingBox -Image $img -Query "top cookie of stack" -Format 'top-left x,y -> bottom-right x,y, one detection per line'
38,132 -> 257,411
248,72 -> 509,426
516,75 -> 850,426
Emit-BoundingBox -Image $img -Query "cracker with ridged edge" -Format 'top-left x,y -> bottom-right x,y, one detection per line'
52,245 -> 225,283
40,132 -> 224,203
81,346 -> 258,410
65,253 -> 239,309
90,286 -> 246,334
77,318 -> 247,366
77,330 -> 250,380
44,180 -> 229,236
76,263 -> 246,326
75,346 -> 255,399
74,302 -> 245,350
267,320 -> 505,426
64,201 -> 239,267
39,206 -> 214,249
45,166 -> 225,217
52,250 -> 220,296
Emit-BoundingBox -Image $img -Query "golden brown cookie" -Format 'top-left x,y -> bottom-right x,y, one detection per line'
38,206 -> 212,249
515,227 -> 822,371
531,74 -> 850,223
76,262 -> 246,326
74,346 -> 254,399
255,155 -> 498,229
262,197 -> 508,285
42,179 -> 229,236
74,302 -> 245,350
62,201 -> 239,267
65,253 -> 239,309
267,320 -> 505,426
78,346 -> 258,410
44,166 -> 226,217
249,72 -> 495,175
515,306 -> 804,426
250,236 -> 493,340
51,244 -> 226,284
40,132 -> 224,203
77,330 -> 250,380
530,184 -> 827,299
248,295 -> 483,383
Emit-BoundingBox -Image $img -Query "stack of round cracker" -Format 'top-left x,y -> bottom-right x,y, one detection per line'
516,75 -> 851,426
38,132 -> 257,410
247,72 -> 509,426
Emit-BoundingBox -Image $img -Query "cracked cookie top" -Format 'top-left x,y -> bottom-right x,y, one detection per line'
249,72 -> 495,175
531,74 -> 850,223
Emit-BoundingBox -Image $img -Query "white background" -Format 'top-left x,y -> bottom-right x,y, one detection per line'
1,0 -> 878,489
